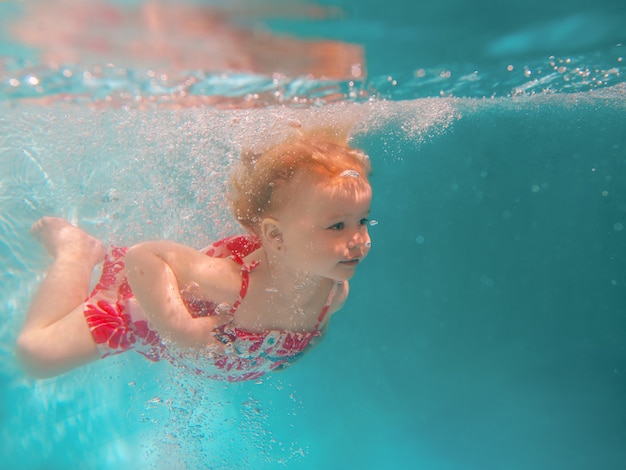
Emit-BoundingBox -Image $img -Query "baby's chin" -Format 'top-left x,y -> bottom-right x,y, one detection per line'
331,266 -> 359,281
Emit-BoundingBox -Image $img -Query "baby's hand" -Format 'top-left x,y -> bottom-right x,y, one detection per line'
202,312 -> 234,349
207,312 -> 234,330
198,309 -> 234,345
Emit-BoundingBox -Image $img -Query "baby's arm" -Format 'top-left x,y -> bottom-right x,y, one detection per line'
125,241 -> 237,348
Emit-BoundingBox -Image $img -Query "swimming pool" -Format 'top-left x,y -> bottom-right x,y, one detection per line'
1,0 -> 625,468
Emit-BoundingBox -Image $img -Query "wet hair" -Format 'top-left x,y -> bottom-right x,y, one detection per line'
231,127 -> 371,234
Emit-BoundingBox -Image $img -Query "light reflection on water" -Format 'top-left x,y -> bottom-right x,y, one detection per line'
0,0 -> 624,103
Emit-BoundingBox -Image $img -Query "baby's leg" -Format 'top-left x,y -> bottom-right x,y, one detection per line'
17,217 -> 104,378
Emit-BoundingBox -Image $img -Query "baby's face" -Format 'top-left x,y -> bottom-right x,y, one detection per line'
278,177 -> 372,281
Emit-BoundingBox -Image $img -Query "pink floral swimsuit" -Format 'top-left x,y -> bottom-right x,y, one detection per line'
84,235 -> 338,382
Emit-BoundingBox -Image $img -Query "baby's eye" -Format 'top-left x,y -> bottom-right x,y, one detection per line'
359,218 -> 369,226
329,222 -> 345,230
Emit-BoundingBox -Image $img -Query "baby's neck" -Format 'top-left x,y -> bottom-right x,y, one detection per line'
234,249 -> 333,332
258,250 -> 328,306
269,268 -> 324,302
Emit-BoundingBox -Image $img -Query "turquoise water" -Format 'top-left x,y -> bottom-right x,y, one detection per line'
1,1 -> 625,469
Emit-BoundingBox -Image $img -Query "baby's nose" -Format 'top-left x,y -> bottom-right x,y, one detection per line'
348,228 -> 371,250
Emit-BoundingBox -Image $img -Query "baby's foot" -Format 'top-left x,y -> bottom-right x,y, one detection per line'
31,217 -> 105,265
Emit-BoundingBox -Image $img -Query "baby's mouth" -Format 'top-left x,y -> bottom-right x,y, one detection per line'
339,258 -> 360,267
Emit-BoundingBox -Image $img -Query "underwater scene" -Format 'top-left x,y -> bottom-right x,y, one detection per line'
1,0 -> 625,468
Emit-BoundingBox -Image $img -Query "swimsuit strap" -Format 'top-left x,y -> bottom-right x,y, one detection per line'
228,257 -> 260,315
203,235 -> 261,315
314,281 -> 340,329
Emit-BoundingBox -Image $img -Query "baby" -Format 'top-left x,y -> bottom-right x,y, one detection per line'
17,128 -> 372,382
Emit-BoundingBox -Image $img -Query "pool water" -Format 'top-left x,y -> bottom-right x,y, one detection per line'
1,1 -> 625,469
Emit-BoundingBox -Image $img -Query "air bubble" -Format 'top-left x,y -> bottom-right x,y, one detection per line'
368,219 -> 378,226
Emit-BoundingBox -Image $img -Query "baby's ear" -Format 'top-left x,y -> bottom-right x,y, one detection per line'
260,217 -> 283,252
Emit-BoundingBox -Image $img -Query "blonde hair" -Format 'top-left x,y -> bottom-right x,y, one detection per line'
231,127 -> 371,234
